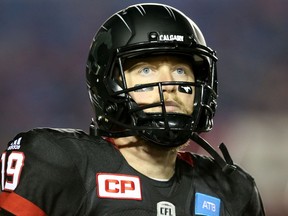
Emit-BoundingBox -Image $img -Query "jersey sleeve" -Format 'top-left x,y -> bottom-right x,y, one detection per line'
0,191 -> 46,216
0,129 -> 87,215
231,165 -> 265,215
190,153 -> 266,215
242,180 -> 265,215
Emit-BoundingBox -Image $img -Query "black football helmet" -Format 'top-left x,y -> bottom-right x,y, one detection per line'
86,3 -> 218,147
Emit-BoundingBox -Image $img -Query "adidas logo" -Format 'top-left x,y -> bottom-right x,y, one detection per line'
7,137 -> 22,150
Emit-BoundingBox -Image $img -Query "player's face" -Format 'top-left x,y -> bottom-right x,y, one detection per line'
123,55 -> 195,115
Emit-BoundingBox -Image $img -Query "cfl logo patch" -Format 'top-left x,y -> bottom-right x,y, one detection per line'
157,201 -> 176,216
96,173 -> 142,200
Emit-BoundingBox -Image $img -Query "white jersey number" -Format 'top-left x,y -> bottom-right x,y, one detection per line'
1,152 -> 25,191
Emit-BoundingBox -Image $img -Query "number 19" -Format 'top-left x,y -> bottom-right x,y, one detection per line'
1,152 -> 25,191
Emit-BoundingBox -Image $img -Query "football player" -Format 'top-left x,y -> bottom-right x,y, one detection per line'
0,3 -> 265,215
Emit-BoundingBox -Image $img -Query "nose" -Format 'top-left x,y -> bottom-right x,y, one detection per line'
162,84 -> 176,94
158,65 -> 173,81
157,65 -> 176,92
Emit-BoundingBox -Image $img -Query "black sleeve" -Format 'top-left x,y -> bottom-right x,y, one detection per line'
191,153 -> 266,215
0,129 -> 87,215
243,182 -> 265,215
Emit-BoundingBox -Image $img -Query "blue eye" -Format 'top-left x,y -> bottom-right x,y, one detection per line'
175,68 -> 185,75
140,67 -> 151,75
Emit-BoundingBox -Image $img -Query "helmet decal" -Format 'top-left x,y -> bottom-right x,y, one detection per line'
159,34 -> 184,42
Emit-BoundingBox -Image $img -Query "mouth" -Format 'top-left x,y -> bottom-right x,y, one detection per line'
164,101 -> 182,112
137,100 -> 184,114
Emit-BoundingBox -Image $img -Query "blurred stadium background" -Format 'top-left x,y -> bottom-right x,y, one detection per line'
0,0 -> 287,215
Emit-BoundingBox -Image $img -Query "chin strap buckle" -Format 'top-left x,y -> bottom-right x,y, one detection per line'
89,118 -> 97,136
191,133 -> 237,174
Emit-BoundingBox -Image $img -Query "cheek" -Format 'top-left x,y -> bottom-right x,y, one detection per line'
129,91 -> 160,104
177,92 -> 195,113
125,74 -> 152,88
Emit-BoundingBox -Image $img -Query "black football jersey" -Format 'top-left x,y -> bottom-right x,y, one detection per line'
0,128 -> 265,216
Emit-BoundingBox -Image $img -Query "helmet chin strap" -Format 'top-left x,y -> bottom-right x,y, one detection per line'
190,133 -> 237,174
90,118 -> 236,174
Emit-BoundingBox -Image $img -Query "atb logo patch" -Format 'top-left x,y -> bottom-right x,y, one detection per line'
195,192 -> 221,216
96,173 -> 142,200
157,201 -> 176,216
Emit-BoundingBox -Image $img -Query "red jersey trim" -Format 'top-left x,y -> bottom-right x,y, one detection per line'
0,191 -> 47,216
177,152 -> 194,166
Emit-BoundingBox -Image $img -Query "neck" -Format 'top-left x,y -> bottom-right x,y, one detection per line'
113,136 -> 177,180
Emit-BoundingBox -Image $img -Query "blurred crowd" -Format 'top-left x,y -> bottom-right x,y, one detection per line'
1,0 -> 287,215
